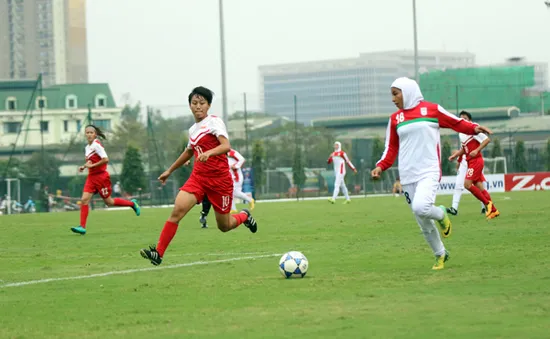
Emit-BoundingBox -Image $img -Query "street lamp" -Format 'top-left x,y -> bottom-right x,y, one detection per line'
218,0 -> 229,127
412,0 -> 419,84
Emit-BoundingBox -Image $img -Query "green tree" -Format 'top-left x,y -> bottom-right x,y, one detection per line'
292,147 -> 306,198
0,158 -> 22,178
68,175 -> 87,198
441,139 -> 453,176
545,138 -> 550,171
251,140 -> 266,196
371,137 -> 385,169
514,140 -> 528,173
121,145 -> 146,195
20,152 -> 60,187
490,138 -> 506,173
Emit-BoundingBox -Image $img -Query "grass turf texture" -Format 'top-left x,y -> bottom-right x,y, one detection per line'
1,191 -> 549,338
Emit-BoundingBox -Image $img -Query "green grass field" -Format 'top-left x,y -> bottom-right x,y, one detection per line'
1,191 -> 550,339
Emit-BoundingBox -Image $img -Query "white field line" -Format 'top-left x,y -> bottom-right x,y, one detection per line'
0,253 -> 282,289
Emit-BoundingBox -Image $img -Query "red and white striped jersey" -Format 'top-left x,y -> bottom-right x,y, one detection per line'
85,139 -> 108,175
227,148 -> 245,183
459,130 -> 488,161
328,151 -> 355,175
186,115 -> 230,178
376,102 -> 478,185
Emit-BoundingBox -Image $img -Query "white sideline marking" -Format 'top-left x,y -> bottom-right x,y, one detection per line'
0,253 -> 281,289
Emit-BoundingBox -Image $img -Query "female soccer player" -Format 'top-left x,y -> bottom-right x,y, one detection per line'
371,77 -> 493,270
140,86 -> 258,266
327,141 -> 357,204
70,125 -> 141,235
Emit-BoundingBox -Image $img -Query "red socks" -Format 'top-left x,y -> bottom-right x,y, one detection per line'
113,198 -> 135,207
80,204 -> 89,228
157,221 -> 179,257
231,212 -> 248,227
468,185 -> 490,205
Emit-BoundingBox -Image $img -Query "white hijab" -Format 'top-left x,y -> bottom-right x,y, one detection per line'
334,141 -> 342,152
391,77 -> 424,110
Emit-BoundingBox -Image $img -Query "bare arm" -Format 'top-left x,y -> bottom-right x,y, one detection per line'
475,137 -> 491,153
449,148 -> 464,161
198,136 -> 231,162
167,148 -> 194,174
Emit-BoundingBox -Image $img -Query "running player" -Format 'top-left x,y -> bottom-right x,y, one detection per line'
70,125 -> 140,235
140,86 -> 258,266
327,141 -> 357,204
447,150 -> 486,215
227,148 -> 255,212
448,111 -> 499,219
371,77 -> 493,270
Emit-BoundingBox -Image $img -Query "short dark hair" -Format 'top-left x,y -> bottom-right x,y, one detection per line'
188,86 -> 214,105
459,110 -> 472,121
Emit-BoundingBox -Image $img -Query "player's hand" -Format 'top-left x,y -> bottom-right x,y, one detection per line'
84,160 -> 93,168
183,160 -> 191,166
470,149 -> 479,158
78,166 -> 85,172
371,167 -> 382,180
158,170 -> 171,185
353,169 -> 358,174
474,125 -> 493,135
449,150 -> 460,161
198,151 -> 212,163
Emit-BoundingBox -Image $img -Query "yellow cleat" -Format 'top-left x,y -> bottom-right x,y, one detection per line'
436,205 -> 452,238
487,208 -> 500,220
230,209 -> 238,213
343,199 -> 351,204
432,251 -> 450,270
249,198 -> 255,211
328,198 -> 335,204
485,201 -> 494,217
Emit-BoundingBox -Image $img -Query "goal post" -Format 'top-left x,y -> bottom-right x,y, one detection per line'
484,157 -> 507,174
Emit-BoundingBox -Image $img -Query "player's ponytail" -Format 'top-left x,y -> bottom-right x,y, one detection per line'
86,124 -> 107,140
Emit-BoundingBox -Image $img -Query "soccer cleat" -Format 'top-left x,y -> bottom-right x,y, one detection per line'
487,208 -> 500,220
131,199 -> 141,216
241,208 -> 258,233
481,207 -> 486,214
249,198 -> 255,211
70,226 -> 86,235
432,250 -> 450,270
199,212 -> 208,228
343,199 -> 351,204
436,205 -> 452,238
485,201 -> 494,217
328,198 -> 335,204
446,207 -> 458,216
230,209 -> 238,213
140,245 -> 162,266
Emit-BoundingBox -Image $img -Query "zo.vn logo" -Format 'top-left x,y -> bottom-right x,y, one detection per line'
504,172 -> 550,191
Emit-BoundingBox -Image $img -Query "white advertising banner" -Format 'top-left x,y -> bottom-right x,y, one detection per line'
436,174 -> 506,195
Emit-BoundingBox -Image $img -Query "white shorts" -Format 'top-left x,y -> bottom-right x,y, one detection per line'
401,175 -> 439,215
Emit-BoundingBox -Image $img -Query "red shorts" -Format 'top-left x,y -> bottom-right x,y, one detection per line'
181,173 -> 233,214
465,156 -> 486,183
83,172 -> 112,199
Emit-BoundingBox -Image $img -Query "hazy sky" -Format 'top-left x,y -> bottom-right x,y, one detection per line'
86,0 -> 550,115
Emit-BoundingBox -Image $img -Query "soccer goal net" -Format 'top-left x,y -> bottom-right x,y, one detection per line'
483,157 -> 508,174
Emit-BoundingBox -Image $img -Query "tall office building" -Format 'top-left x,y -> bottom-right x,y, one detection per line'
259,50 -> 476,123
0,0 -> 88,86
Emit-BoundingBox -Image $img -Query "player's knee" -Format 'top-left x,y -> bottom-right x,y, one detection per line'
217,221 -> 231,232
103,197 -> 114,206
411,200 -> 430,218
464,181 -> 473,189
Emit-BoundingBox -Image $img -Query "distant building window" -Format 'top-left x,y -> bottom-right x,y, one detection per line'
63,120 -> 69,132
66,95 -> 78,109
95,94 -> 107,108
92,119 -> 111,131
40,121 -> 49,132
6,97 -> 17,110
36,96 -> 47,109
4,122 -> 21,134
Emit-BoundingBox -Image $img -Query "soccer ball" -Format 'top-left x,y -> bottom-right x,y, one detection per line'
279,251 -> 308,278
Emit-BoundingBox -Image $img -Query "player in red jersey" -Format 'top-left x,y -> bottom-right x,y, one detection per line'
449,111 -> 500,219
140,86 -> 258,266
70,125 -> 141,235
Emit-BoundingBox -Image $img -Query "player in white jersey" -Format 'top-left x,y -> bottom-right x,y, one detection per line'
371,77 -> 493,270
327,141 -> 357,204
447,154 -> 486,216
227,148 -> 255,212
